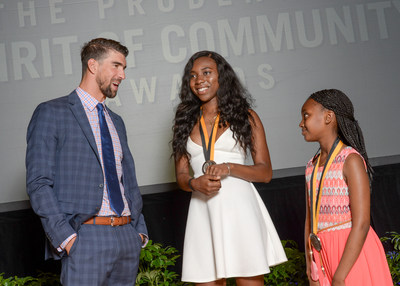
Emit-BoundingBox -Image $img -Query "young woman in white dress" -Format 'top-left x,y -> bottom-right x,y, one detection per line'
172,51 -> 287,286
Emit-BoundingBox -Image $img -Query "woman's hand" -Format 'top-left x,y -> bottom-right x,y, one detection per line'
190,174 -> 221,196
205,163 -> 230,177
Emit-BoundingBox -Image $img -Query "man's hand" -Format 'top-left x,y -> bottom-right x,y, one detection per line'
65,236 -> 77,255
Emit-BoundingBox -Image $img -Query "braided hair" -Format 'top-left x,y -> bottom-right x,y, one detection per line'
310,89 -> 373,181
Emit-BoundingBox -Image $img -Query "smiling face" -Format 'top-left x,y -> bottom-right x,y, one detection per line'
95,50 -> 126,99
189,56 -> 219,104
299,98 -> 328,142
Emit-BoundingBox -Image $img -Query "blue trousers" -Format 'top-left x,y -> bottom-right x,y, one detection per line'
61,223 -> 142,286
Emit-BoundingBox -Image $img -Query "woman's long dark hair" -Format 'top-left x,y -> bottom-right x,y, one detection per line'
310,89 -> 373,181
172,51 -> 254,161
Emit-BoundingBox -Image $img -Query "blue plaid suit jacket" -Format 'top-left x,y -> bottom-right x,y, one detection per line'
26,90 -> 147,260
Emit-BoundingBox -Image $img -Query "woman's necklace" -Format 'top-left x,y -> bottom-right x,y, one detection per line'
207,115 -> 218,126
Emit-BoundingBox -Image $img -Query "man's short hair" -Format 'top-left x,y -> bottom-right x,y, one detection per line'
80,38 -> 129,76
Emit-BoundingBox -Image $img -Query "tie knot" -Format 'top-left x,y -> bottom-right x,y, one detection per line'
97,103 -> 104,112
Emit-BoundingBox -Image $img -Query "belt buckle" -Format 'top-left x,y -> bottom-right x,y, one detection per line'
111,217 -> 116,227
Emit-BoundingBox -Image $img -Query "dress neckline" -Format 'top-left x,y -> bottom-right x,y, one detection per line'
188,128 -> 231,148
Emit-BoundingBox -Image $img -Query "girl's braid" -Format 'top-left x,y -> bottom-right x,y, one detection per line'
310,89 -> 373,181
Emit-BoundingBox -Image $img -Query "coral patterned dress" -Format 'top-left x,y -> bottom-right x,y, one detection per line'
305,146 -> 392,285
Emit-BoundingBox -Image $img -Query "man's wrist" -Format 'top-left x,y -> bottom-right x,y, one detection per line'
57,233 -> 77,253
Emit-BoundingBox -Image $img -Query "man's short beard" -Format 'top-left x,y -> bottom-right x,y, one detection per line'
97,77 -> 116,99
101,85 -> 115,99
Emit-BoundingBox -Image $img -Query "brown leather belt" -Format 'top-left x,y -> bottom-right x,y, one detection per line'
83,216 -> 131,226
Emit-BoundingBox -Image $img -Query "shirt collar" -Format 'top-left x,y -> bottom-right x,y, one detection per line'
76,87 -> 103,112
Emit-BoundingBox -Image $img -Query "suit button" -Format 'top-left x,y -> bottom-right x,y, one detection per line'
99,184 -> 103,188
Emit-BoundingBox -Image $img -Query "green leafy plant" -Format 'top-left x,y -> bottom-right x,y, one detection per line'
381,231 -> 400,251
136,240 -> 183,285
0,274 -> 37,286
380,231 -> 400,285
224,239 -> 308,285
0,272 -> 60,286
264,240 -> 308,286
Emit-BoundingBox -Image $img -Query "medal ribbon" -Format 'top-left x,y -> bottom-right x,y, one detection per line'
199,109 -> 220,162
310,138 -> 343,234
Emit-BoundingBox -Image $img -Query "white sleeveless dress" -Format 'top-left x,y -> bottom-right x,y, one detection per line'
181,128 -> 287,283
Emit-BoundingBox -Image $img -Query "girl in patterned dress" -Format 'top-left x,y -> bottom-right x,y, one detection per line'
299,89 -> 392,286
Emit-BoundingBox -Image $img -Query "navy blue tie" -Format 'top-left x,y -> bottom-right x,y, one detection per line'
97,103 -> 124,216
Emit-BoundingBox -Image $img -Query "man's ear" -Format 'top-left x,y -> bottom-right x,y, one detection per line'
87,58 -> 97,74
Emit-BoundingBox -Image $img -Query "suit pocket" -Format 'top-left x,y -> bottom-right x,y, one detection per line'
67,235 -> 79,256
128,223 -> 143,249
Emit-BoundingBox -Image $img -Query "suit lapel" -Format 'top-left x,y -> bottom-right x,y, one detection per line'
68,91 -> 101,162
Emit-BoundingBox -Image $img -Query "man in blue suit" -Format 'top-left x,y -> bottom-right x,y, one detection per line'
26,38 -> 148,285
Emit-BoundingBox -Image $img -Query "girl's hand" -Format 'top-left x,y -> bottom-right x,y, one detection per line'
306,262 -> 312,282
305,254 -> 320,285
191,174 -> 221,196
332,276 -> 345,286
